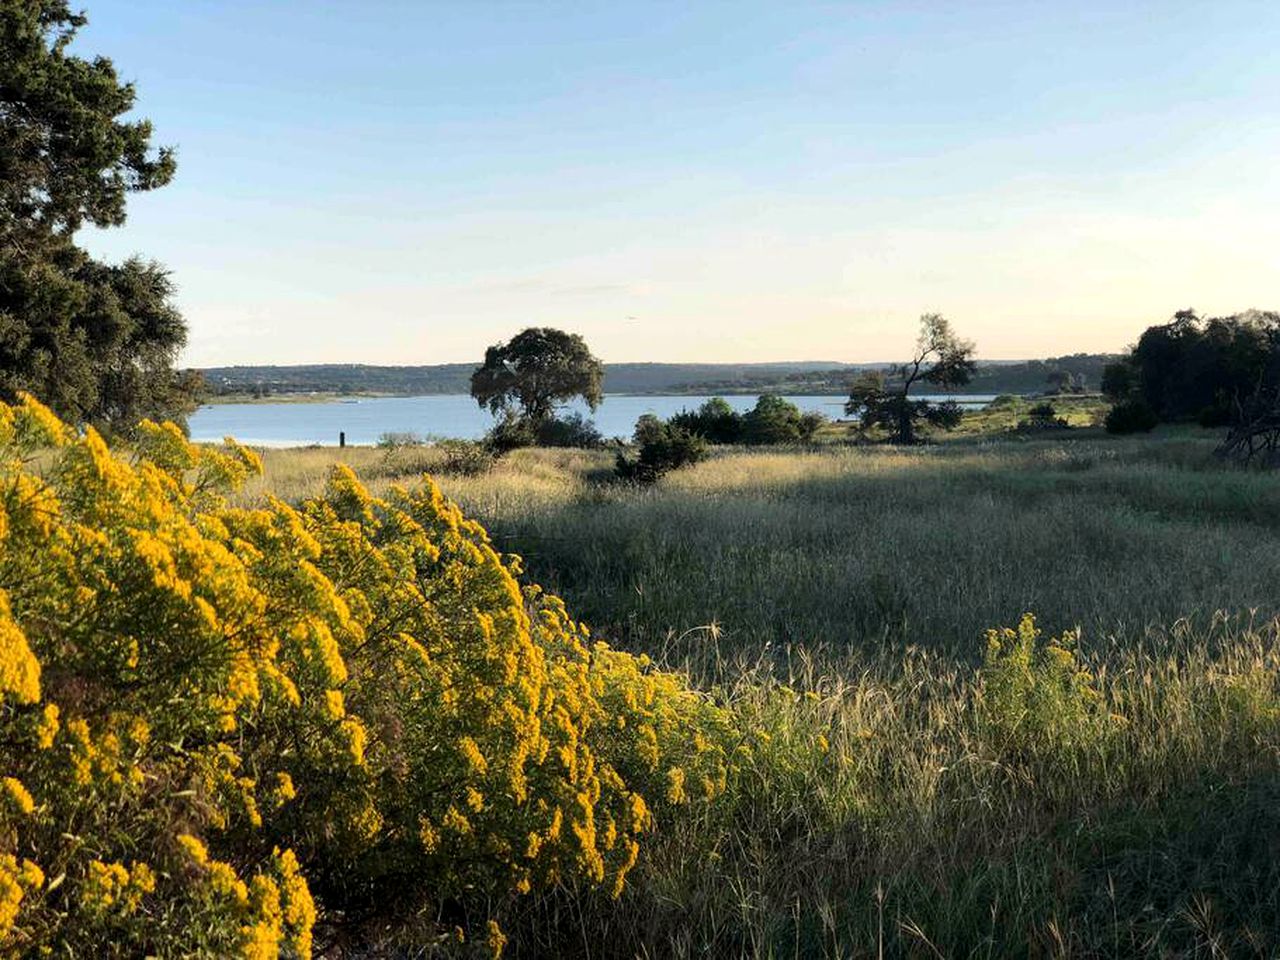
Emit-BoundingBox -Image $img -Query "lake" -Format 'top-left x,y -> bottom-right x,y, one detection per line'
188,394 -> 997,446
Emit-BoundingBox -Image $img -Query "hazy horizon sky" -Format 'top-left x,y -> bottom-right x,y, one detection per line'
76,1 -> 1280,367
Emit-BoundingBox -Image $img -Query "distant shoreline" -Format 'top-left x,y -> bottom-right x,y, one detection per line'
197,354 -> 1120,404
202,387 -> 861,405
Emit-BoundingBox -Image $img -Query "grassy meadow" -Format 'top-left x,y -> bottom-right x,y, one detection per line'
246,418 -> 1275,672
238,417 -> 1280,957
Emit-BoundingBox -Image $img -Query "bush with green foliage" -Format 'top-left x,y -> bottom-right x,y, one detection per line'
484,408 -> 538,454
741,394 -> 826,445
434,438 -> 496,476
1017,402 -> 1068,431
484,410 -> 604,453
533,411 -> 605,448
615,414 -> 709,483
1105,398 -> 1159,434
1198,399 -> 1234,428
669,396 -> 825,446
670,397 -> 744,444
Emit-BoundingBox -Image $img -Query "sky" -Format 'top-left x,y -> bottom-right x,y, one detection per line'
75,0 -> 1280,367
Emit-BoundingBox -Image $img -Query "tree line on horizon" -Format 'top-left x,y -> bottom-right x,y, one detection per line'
197,352 -> 1116,401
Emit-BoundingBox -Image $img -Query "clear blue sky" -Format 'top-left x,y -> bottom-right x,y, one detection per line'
76,1 -> 1280,366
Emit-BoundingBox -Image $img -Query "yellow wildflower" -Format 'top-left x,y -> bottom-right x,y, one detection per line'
1,777 -> 34,816
0,591 -> 40,705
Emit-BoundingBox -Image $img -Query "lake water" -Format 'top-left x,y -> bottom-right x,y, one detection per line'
188,394 -> 997,446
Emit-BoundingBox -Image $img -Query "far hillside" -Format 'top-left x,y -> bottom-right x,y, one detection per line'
199,354 -> 1117,399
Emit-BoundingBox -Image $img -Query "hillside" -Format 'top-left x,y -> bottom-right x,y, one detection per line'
199,354 -> 1118,399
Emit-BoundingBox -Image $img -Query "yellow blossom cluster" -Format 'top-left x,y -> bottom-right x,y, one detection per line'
0,394 -> 737,955
979,612 -> 1117,754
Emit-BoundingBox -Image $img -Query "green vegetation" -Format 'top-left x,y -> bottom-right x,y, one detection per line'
615,414 -> 708,483
846,313 -> 976,443
672,353 -> 1118,398
954,393 -> 1108,434
1106,397 -> 1160,434
471,327 -> 605,424
1104,308 -> 1280,427
230,420 -> 1280,956
469,327 -> 608,454
0,1 -> 198,430
669,394 -> 827,446
4,3 -> 1276,956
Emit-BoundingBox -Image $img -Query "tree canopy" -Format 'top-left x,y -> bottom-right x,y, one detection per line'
846,313 -> 976,443
470,327 -> 604,424
0,0 -> 196,429
1103,309 -> 1280,426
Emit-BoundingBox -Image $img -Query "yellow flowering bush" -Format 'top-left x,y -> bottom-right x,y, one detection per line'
977,613 -> 1116,755
0,395 -> 733,955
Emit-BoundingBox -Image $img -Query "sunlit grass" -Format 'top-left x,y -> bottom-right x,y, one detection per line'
247,428 -> 1280,668
244,426 -> 1280,956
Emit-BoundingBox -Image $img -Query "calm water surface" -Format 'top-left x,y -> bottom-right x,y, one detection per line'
188,394 -> 996,446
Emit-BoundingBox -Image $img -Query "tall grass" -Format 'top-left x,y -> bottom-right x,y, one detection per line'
331,432 -> 1280,670
246,429 -> 1280,956
547,613 -> 1280,957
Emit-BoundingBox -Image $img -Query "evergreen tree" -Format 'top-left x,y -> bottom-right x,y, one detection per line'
0,1 -> 198,429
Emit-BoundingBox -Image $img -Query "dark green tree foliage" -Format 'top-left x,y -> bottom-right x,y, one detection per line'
470,327 -> 605,424
483,408 -> 604,455
615,413 -> 707,483
1100,360 -> 1138,402
1106,309 -> 1280,425
1105,399 -> 1158,434
670,396 -> 743,443
846,313 -> 976,444
531,411 -> 604,448
0,1 -> 198,429
483,408 -> 537,454
742,394 -> 825,444
1018,401 -> 1068,431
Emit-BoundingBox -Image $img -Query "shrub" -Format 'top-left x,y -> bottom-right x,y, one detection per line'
742,395 -> 826,444
535,412 -> 605,448
977,614 -> 1116,756
0,394 -> 731,955
615,415 -> 708,483
1105,398 -> 1159,434
485,411 -> 604,453
1198,399 -> 1233,428
434,438 -> 495,476
376,431 -> 427,449
670,398 -> 743,444
1017,402 -> 1068,431
797,410 -> 827,442
484,409 -> 537,454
